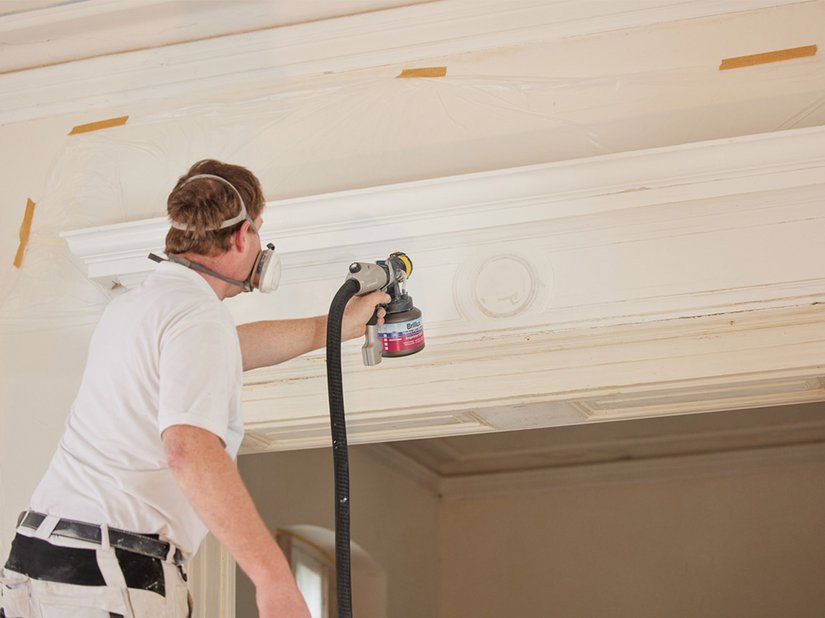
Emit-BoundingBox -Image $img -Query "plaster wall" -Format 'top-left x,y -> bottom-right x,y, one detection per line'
236,447 -> 441,618
439,455 -> 825,617
232,439 -> 825,618
0,325 -> 95,557
0,111 -> 110,557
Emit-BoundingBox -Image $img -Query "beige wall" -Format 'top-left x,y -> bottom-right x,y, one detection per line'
0,110 -> 112,557
439,456 -> 825,618
234,441 -> 825,617
0,323 -> 96,557
237,447 -> 441,618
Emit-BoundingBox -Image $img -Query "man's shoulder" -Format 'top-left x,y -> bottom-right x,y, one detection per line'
107,270 -> 231,331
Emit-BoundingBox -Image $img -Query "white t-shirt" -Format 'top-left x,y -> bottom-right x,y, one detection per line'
30,261 -> 244,556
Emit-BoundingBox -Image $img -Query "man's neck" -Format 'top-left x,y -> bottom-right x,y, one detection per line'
177,252 -> 236,300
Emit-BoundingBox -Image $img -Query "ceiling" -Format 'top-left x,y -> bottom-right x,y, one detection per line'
382,402 -> 825,477
0,0 -> 433,72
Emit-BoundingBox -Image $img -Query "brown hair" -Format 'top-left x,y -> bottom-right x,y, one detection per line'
164,159 -> 265,256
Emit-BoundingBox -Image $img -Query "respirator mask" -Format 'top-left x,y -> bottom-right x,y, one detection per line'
148,173 -> 281,293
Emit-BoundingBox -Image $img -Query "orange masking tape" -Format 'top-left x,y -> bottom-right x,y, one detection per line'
397,66 -> 447,78
720,45 -> 817,70
13,198 -> 36,268
69,115 -> 129,135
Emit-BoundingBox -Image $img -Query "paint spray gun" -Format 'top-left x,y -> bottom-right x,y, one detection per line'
345,251 -> 425,365
325,251 -> 424,618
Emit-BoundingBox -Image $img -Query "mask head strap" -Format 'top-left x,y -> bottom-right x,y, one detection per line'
169,173 -> 259,234
148,252 -> 253,292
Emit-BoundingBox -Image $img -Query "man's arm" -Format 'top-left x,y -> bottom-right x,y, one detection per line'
163,424 -> 310,618
237,290 -> 390,371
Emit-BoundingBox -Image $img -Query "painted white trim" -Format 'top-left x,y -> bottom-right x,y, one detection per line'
239,304 -> 825,451
362,429 -> 825,498
60,126 -> 825,452
60,124 -> 825,287
382,409 -> 825,476
188,533 -> 236,618
0,0 -> 809,123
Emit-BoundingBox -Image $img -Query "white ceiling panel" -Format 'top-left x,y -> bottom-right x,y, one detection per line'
0,0 -> 435,72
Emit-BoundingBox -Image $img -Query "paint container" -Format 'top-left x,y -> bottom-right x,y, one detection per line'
379,296 -> 424,357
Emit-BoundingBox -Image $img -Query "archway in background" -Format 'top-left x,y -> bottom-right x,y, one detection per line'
278,525 -> 387,618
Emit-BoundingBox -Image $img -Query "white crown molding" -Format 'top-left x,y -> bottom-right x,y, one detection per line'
61,126 -> 825,451
385,407 -> 825,477
362,434 -> 825,498
61,124 -> 825,288
239,304 -> 825,452
0,0 -> 808,124
438,441 -> 825,499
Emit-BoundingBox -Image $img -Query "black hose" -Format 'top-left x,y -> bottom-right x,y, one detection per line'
326,278 -> 361,618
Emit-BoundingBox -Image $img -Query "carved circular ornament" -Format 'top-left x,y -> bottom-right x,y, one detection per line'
473,254 -> 537,318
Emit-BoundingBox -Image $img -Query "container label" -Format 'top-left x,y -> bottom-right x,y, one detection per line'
379,317 -> 424,353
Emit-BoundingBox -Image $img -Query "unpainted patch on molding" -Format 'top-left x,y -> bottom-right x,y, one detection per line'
719,44 -> 817,70
68,115 -> 129,135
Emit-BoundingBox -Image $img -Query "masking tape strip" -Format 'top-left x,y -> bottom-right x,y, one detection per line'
68,115 -> 129,135
720,45 -> 817,70
397,66 -> 447,78
13,198 -> 36,268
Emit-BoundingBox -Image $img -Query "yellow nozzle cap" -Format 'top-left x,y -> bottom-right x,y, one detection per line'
392,252 -> 413,277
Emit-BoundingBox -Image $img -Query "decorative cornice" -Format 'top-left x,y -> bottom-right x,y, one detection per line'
362,436 -> 825,498
437,441 -> 825,498
61,125 -> 825,289
0,0 -> 808,124
238,304 -> 825,452
60,126 -> 825,452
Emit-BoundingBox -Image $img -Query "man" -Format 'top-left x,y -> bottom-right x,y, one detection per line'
0,160 -> 389,617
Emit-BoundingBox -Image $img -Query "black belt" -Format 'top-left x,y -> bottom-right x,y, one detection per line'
5,533 -> 169,598
18,511 -> 183,566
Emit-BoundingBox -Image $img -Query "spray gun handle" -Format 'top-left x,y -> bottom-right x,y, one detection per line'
362,306 -> 383,366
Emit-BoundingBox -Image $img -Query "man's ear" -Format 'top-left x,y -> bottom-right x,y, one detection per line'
231,221 -> 252,252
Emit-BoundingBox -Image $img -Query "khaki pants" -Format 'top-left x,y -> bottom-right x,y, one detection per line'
1,520 -> 191,618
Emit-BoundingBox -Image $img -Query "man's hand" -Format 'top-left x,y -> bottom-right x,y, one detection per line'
257,586 -> 311,618
342,290 -> 391,341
